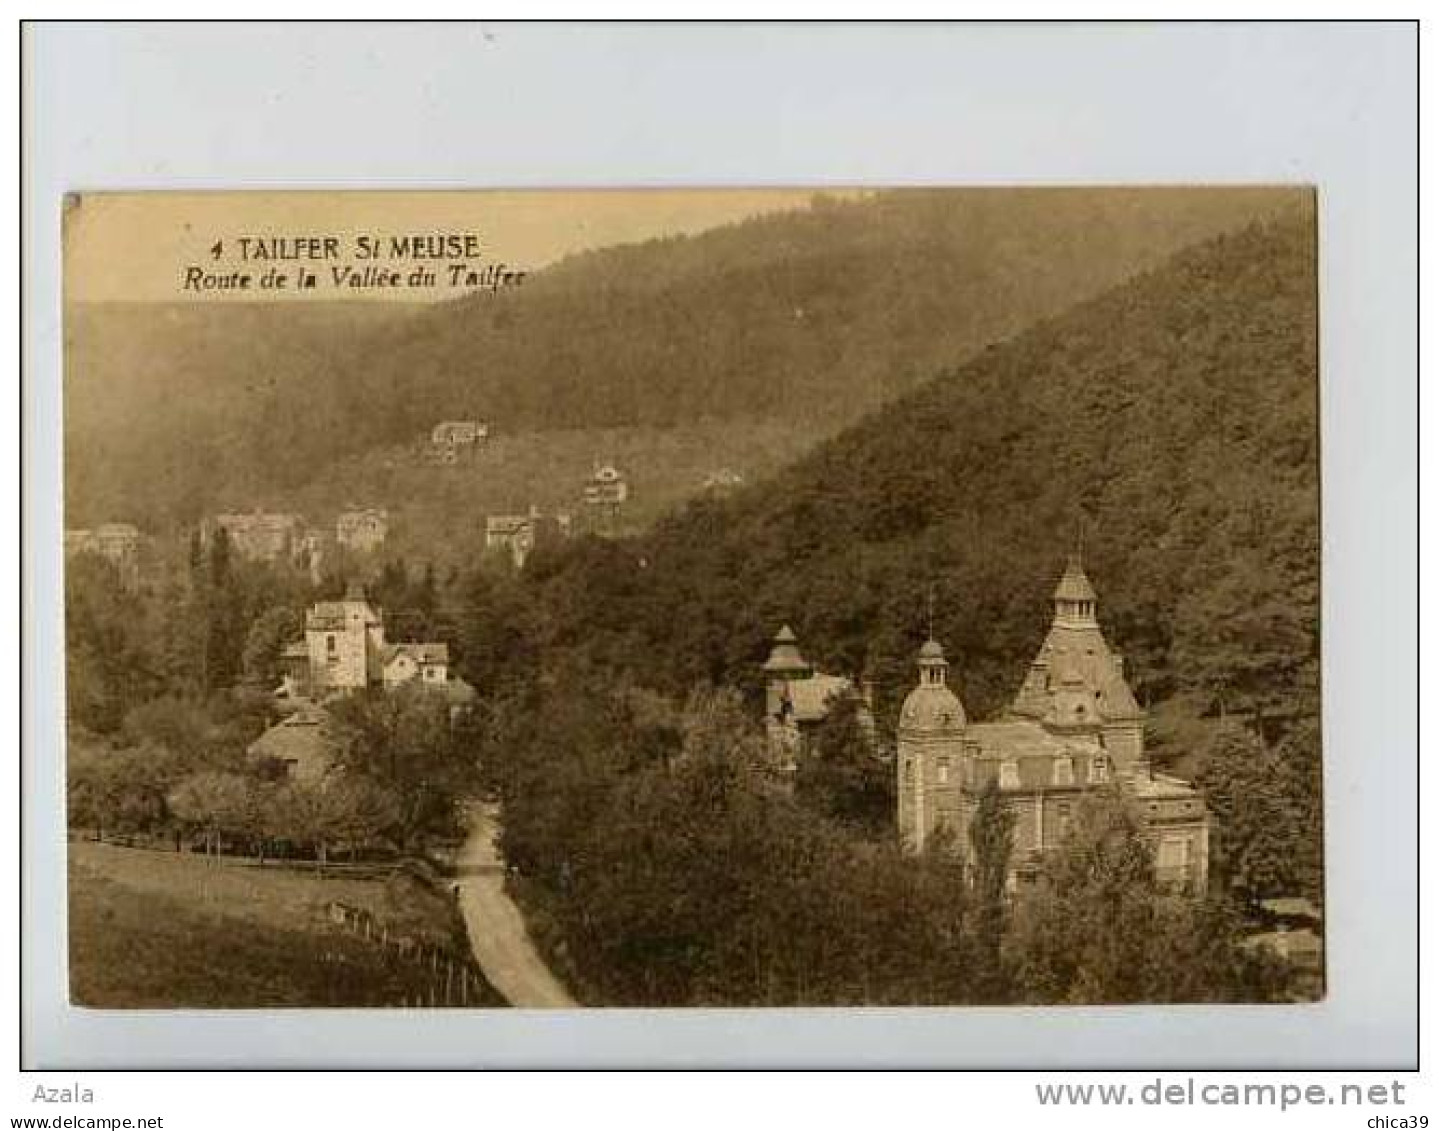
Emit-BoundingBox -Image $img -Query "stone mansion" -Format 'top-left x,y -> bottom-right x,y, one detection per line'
764,557 -> 1210,892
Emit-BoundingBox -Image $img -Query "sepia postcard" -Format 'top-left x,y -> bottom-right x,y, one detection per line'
60,186 -> 1321,1011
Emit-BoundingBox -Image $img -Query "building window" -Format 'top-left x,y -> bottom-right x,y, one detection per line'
1091,756 -> 1109,783
904,759 -> 914,783
999,759 -> 1020,790
326,634 -> 338,664
1157,836 -> 1190,870
1053,757 -> 1073,787
937,758 -> 949,785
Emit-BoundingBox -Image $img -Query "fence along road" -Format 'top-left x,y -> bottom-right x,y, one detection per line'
454,802 -> 578,1008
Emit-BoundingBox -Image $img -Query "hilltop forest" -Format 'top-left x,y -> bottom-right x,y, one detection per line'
524,213 -> 1318,716
65,188 -> 1303,530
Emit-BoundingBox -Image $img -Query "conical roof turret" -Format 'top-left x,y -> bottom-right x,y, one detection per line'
763,625 -> 812,676
1053,554 -> 1097,604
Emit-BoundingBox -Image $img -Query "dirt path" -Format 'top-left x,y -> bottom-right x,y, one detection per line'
454,802 -> 577,1008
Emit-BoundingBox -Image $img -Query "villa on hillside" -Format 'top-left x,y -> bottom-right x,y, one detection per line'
336,507 -> 389,554
583,462 -> 629,509
428,420 -> 490,464
484,506 -> 572,570
582,462 -> 629,534
763,557 -> 1210,893
203,510 -> 307,565
702,468 -> 745,495
275,585 -> 474,708
64,522 -> 144,590
256,586 -> 476,782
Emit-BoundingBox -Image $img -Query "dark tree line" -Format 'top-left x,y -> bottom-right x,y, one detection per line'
478,671 -> 1288,1006
509,215 -> 1322,913
65,541 -> 481,862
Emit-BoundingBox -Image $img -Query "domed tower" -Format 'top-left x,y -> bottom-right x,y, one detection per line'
897,638 -> 968,854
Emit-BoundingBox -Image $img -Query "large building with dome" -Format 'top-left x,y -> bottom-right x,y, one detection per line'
895,556 -> 1209,891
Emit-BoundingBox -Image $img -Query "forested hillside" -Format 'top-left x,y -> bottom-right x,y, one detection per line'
484,203 -> 1326,988
524,212 -> 1319,737
64,204 -> 1324,1001
65,187 -> 1302,528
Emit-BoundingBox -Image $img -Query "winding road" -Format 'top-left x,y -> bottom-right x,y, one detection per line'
454,802 -> 578,1008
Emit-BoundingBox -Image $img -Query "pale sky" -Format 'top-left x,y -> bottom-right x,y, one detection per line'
64,189 -> 863,304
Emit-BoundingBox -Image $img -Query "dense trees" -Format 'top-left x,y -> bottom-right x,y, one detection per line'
67,739 -> 178,843
526,216 -> 1317,723
67,190 -> 1302,530
487,674 -> 1289,1005
968,780 -> 1015,1000
241,607 -> 300,690
520,216 -> 1321,911
65,555 -> 169,734
64,198 -> 1322,1005
275,776 -> 401,868
486,673 -> 978,1005
1194,715 -> 1324,908
1009,790 -> 1286,1003
794,694 -> 893,835
326,685 -> 479,851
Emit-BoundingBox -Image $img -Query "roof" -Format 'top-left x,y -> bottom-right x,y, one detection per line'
248,709 -> 336,783
969,718 -> 1103,762
899,683 -> 966,733
214,511 -> 303,531
785,672 -> 853,723
1012,621 -> 1145,725
917,639 -> 947,662
306,597 -> 381,630
763,626 -> 811,675
1261,897 -> 1322,921
1241,928 -> 1322,965
442,676 -> 479,706
960,718 -> 1206,802
486,514 -> 532,534
1125,771 -> 1202,801
1054,556 -> 1098,603
383,641 -> 449,666
432,421 -> 486,441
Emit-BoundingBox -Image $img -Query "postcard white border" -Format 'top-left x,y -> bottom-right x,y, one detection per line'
21,20 -> 1418,1068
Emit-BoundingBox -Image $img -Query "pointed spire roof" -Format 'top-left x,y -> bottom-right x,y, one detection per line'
1012,557 -> 1145,727
763,625 -> 811,675
1053,554 -> 1097,603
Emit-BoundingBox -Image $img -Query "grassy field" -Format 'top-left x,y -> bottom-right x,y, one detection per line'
68,839 -> 505,1008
